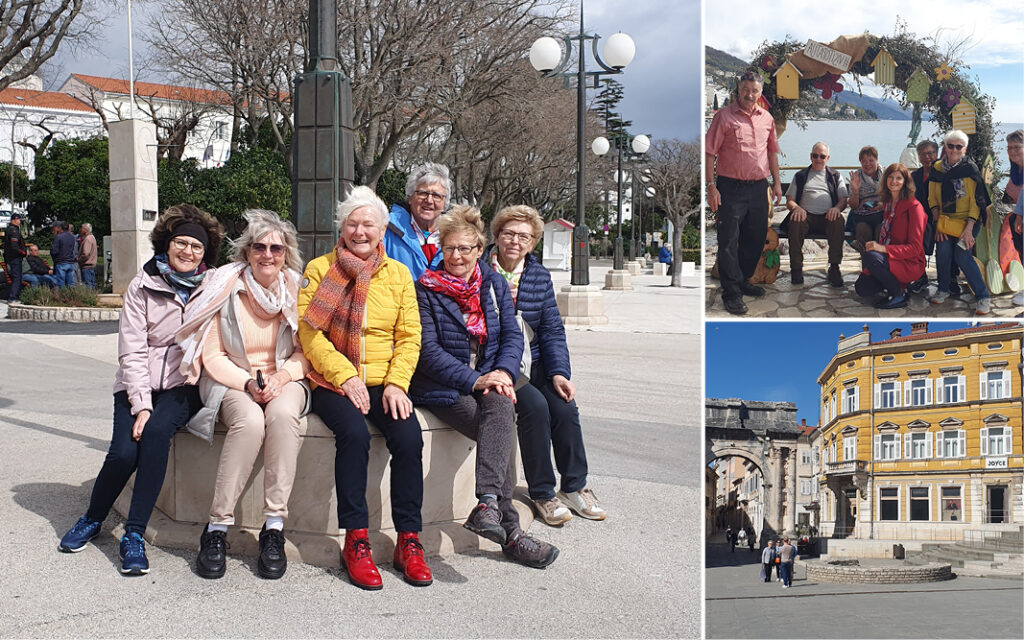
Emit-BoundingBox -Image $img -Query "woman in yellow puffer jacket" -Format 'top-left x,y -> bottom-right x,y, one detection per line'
297,186 -> 431,591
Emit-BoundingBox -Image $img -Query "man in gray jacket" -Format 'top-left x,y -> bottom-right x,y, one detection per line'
761,540 -> 776,583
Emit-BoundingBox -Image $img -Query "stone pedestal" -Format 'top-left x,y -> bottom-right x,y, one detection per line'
680,261 -> 696,277
625,261 -> 642,276
108,120 -> 158,295
556,284 -> 609,325
652,263 -> 668,276
603,269 -> 633,292
113,409 -> 532,566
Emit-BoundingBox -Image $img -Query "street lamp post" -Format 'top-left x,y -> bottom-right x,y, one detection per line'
592,133 -> 648,270
529,2 -> 635,286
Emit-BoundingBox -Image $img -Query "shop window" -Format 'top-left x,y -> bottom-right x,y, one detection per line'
941,487 -> 962,522
880,488 -> 899,520
910,487 -> 930,521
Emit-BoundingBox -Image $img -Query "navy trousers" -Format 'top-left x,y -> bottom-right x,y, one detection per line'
515,378 -> 588,500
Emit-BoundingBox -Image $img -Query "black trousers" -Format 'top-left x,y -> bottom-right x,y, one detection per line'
6,256 -> 22,300
763,562 -> 773,582
855,251 -> 902,298
716,177 -> 769,300
515,378 -> 588,501
312,386 -> 424,532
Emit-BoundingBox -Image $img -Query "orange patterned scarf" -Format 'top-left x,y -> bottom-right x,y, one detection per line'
303,241 -> 384,394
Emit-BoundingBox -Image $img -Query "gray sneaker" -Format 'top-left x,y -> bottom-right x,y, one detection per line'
502,528 -> 559,569
975,297 -> 991,315
464,498 -> 506,545
531,497 -> 572,527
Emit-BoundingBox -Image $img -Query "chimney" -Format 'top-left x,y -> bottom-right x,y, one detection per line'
801,418 -> 807,426
890,328 -> 902,339
911,322 -> 928,335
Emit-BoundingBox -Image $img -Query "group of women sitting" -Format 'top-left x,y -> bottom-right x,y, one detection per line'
57,171 -> 603,590
853,128 -> 1016,315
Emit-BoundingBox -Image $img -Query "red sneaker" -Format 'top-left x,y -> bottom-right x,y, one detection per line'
393,532 -> 432,587
342,529 -> 382,590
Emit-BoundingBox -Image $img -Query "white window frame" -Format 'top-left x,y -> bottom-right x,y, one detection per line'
875,380 -> 901,409
981,427 -> 1012,456
981,370 -> 1011,401
875,433 -> 901,461
842,386 -> 860,414
906,431 -> 931,460
830,392 -> 836,419
908,486 -> 931,522
935,429 -> 966,459
843,436 -> 857,461
904,378 -> 932,407
940,485 -> 963,522
936,375 -> 966,404
879,486 -> 901,521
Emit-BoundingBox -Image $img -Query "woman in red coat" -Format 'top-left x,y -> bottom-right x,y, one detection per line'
854,163 -> 926,309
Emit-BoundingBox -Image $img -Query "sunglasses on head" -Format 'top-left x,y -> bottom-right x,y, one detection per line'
946,143 -> 964,150
811,153 -> 827,160
252,242 -> 285,256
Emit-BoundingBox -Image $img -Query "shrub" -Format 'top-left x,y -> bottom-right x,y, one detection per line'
19,284 -> 99,307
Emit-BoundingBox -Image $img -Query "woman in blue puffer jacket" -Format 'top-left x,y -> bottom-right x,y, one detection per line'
485,205 -> 605,528
410,204 -> 558,569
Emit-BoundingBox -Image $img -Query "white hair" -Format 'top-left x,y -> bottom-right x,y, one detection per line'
944,130 -> 969,148
336,185 -> 389,230
404,163 -> 452,209
81,222 -> 92,233
229,209 -> 303,272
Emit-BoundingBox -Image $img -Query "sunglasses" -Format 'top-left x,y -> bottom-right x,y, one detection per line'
946,143 -> 964,150
252,242 -> 285,256
811,153 -> 828,160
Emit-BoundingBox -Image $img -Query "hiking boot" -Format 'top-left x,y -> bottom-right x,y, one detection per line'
827,265 -> 844,288
790,269 -> 804,285
739,283 -> 765,297
502,528 -> 559,569
557,487 -> 606,521
463,497 -> 506,545
258,525 -> 287,580
975,298 -> 991,315
341,529 -> 382,590
196,525 -> 228,579
119,531 -> 149,575
531,497 -> 572,527
59,516 -> 101,553
393,531 -> 432,587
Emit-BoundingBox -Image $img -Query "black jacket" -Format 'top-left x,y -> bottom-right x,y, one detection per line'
3,224 -> 27,262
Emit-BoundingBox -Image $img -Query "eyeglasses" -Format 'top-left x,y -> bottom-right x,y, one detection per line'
442,244 -> 479,256
499,230 -> 535,244
170,238 -> 205,254
414,189 -> 446,203
946,143 -> 964,150
810,153 -> 828,160
251,242 -> 285,256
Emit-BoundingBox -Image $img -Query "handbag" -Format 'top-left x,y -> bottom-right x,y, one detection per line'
490,283 -> 532,390
936,214 -> 967,239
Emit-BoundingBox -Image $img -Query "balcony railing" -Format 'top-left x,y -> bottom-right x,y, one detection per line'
825,460 -> 867,476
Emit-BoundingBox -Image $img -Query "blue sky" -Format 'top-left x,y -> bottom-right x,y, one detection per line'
705,321 -> 988,426
705,1 -> 1024,123
43,0 -> 703,144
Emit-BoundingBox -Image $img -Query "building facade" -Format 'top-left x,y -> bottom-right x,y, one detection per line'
817,322 -> 1023,541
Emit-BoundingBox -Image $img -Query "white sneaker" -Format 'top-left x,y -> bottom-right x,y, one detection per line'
975,298 -> 991,315
557,487 -> 606,520
930,290 -> 949,304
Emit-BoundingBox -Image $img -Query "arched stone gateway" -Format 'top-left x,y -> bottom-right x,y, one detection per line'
706,399 -> 803,543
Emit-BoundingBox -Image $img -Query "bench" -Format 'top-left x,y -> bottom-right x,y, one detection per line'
113,409 -> 531,567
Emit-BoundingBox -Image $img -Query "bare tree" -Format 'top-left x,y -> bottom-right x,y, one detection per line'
647,138 -> 701,287
0,0 -> 91,92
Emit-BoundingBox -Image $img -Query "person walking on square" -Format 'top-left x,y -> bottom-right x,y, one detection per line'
78,223 -> 98,289
737,526 -> 747,549
783,142 -> 849,288
778,537 -> 797,588
705,71 -> 783,316
57,204 -> 222,575
3,212 -> 28,300
761,539 -> 776,582
748,526 -> 756,552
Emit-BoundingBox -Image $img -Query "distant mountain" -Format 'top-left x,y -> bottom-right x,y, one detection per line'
705,46 -> 916,121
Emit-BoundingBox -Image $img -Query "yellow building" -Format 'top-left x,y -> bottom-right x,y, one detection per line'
817,322 -> 1022,541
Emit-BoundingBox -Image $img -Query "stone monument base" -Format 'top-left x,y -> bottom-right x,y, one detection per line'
556,284 -> 609,325
625,261 -> 642,276
603,270 -> 633,292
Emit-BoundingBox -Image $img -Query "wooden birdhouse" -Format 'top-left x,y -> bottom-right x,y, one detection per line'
773,60 -> 802,99
871,48 -> 898,85
906,68 -> 930,103
951,98 -> 977,134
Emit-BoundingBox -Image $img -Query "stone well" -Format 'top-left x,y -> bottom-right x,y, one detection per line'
803,559 -> 953,584
114,409 -> 531,567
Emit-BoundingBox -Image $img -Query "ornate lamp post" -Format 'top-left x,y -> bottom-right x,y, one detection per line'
592,133 -> 648,268
529,3 -> 635,287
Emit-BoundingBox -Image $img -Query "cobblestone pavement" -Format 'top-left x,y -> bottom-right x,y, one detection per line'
705,540 -> 1024,639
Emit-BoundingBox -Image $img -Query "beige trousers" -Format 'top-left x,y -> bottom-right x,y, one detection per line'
209,382 -> 305,525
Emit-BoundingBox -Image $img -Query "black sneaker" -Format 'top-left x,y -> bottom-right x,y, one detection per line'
739,283 -> 765,297
196,525 -> 228,579
463,498 -> 506,545
258,525 -> 287,580
907,275 -> 928,294
949,280 -> 962,296
502,528 -> 559,569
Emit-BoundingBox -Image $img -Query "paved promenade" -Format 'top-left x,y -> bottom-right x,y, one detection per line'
705,538 -> 1023,639
0,263 -> 700,639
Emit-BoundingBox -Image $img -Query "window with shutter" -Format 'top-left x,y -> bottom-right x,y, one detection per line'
979,372 -> 988,400
980,428 -> 989,456
935,431 -> 944,459
957,430 -> 965,458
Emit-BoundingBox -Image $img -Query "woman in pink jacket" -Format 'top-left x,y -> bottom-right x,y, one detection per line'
58,204 -> 223,576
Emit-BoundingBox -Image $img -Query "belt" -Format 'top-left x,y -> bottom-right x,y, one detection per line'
717,176 -> 768,186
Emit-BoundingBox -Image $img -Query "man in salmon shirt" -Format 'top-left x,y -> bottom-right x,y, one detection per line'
706,71 -> 783,315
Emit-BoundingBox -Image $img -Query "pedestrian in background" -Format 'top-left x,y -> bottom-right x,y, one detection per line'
748,526 -> 756,552
78,223 -> 98,289
3,212 -> 28,301
778,537 -> 797,588
50,221 -> 77,287
761,540 -> 776,582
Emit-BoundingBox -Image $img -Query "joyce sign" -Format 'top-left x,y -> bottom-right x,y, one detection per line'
804,40 -> 852,72
985,457 -> 1008,469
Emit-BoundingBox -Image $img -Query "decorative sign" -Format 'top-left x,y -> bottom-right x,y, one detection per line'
985,457 -> 1008,469
804,39 -> 852,72
935,62 -> 953,82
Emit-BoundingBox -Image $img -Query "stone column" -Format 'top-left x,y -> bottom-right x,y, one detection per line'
108,120 -> 159,295
787,447 -> 798,535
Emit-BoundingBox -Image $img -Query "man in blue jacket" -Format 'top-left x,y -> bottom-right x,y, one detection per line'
50,221 -> 77,287
383,163 -> 450,280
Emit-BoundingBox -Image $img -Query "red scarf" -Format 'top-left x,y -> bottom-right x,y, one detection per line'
303,241 -> 385,394
879,202 -> 897,246
419,263 -> 487,342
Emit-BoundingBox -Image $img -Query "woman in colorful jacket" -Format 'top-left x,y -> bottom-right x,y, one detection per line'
411,204 -> 559,569
176,209 -> 311,581
298,186 -> 430,591
853,164 -> 927,310
928,129 -> 991,314
485,205 -> 604,527
58,204 -> 223,575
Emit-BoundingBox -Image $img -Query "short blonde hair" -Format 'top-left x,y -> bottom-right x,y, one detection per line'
229,209 -> 303,272
491,205 -> 543,246
437,205 -> 486,248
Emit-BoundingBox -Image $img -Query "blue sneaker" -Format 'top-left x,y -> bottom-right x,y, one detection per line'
119,532 -> 150,575
59,516 -> 101,553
